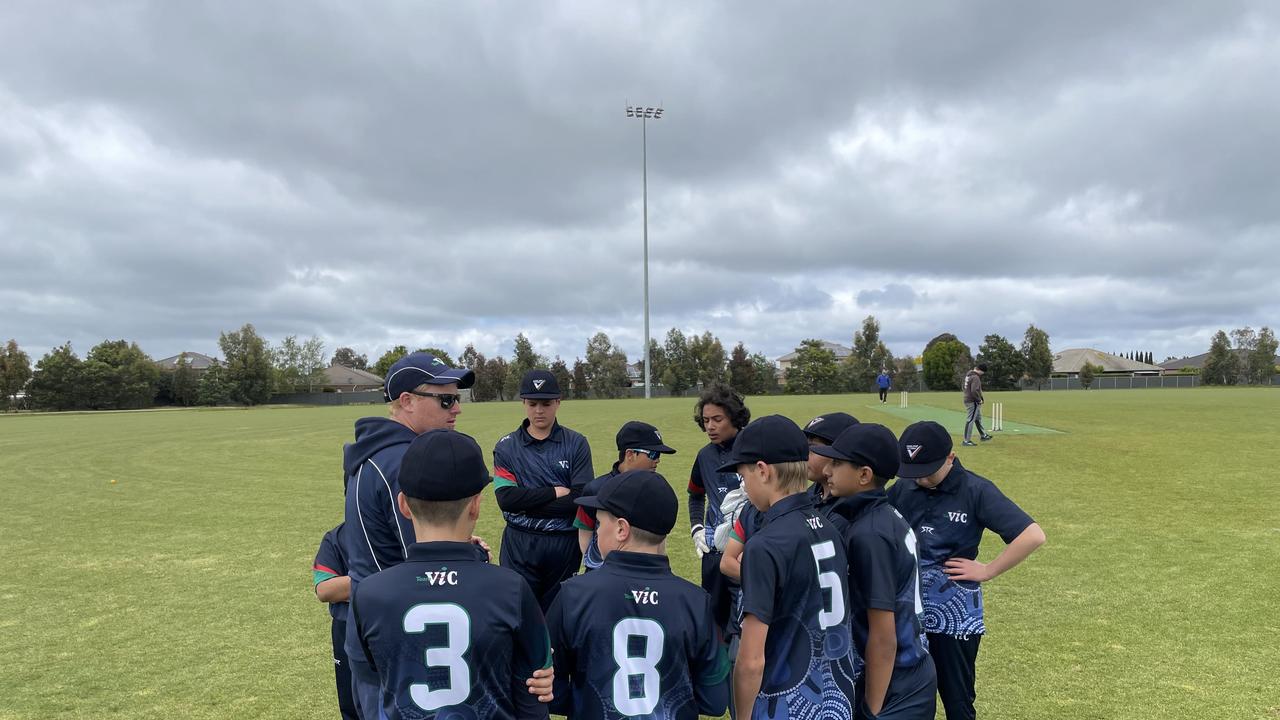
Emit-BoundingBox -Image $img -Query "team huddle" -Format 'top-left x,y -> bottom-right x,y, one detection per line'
310,352 -> 1046,720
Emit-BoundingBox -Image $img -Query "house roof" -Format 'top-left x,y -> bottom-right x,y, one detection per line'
778,341 -> 852,363
154,351 -> 218,370
1052,348 -> 1163,374
1160,349 -> 1276,370
322,363 -> 384,386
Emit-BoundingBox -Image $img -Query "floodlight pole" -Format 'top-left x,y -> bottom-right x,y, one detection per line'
627,103 -> 664,399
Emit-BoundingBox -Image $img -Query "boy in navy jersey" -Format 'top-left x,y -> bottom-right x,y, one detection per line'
575,421 -> 676,572
887,421 -> 1045,720
313,524 -> 357,720
688,385 -> 751,639
346,430 -> 554,720
726,415 -> 859,719
493,369 -> 595,610
548,470 -> 730,719
720,411 -> 859,583
816,423 -> 937,720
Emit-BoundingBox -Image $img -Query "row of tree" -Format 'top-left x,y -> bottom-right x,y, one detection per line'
784,319 -> 1056,394
363,329 -> 782,402
1,324 -> 331,410
1202,327 -> 1279,385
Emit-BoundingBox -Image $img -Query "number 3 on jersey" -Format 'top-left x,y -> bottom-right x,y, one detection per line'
611,618 -> 664,716
810,540 -> 846,629
403,603 -> 471,711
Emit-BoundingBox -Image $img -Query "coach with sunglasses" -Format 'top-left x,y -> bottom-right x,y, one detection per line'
341,351 -> 475,587
339,351 -> 481,717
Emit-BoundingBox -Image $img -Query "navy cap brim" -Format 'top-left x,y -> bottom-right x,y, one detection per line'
574,494 -> 607,509
809,445 -> 852,461
636,443 -> 677,454
519,391 -> 561,400
425,367 -> 475,390
896,457 -> 947,479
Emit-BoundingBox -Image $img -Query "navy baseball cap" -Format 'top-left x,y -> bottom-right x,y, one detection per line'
383,351 -> 475,401
399,430 -> 490,501
811,423 -> 900,479
716,414 -> 809,472
615,421 -> 676,454
519,369 -> 561,399
576,470 -> 678,535
802,412 -> 860,444
897,420 -> 954,478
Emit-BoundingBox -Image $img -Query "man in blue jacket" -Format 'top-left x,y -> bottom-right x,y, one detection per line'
339,352 -> 551,718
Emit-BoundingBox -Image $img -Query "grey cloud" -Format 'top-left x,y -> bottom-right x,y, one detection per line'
2,1 -> 1278,366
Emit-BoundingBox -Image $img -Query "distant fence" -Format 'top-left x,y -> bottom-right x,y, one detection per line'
1034,375 -> 1200,390
270,390 -> 383,405
1027,375 -> 1280,390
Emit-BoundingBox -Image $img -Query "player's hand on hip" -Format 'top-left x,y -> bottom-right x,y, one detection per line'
553,486 -> 571,498
527,665 -> 554,703
470,535 -> 491,555
944,557 -> 991,582
691,525 -> 710,558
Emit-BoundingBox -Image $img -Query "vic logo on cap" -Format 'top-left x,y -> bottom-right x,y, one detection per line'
906,444 -> 924,459
533,379 -> 546,390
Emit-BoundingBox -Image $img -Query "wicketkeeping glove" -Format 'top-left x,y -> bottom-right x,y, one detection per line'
691,525 -> 710,558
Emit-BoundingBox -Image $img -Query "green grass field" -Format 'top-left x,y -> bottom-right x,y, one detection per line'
3,388 -> 1278,719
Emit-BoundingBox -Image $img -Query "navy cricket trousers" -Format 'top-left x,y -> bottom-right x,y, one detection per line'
500,525 -> 581,611
928,633 -> 982,720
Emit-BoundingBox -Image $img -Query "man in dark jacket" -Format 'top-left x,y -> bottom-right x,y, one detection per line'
339,352 -> 553,719
961,364 -> 992,447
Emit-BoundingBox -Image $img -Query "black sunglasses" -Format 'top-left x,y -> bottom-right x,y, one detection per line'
407,390 -> 462,409
628,448 -> 662,460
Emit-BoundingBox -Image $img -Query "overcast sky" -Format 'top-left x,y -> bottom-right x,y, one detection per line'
3,1 -> 1278,367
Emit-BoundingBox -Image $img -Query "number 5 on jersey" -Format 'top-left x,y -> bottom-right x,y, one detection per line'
811,540 -> 846,629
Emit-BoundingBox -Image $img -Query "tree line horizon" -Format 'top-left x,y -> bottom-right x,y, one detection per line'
1,319 -> 1275,411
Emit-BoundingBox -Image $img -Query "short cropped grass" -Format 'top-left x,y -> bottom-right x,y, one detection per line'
2,388 -> 1278,719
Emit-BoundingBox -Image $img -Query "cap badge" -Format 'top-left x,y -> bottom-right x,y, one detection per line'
807,417 -> 822,428
533,379 -> 546,390
906,444 -> 924,459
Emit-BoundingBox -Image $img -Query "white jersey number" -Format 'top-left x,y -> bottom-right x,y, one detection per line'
811,540 -> 847,629
403,603 -> 471,711
611,618 -> 664,716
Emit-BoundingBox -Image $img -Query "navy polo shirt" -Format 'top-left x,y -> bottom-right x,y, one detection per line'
493,420 -> 594,532
546,551 -> 731,720
346,541 -> 552,720
313,526 -> 348,620
886,460 -> 1034,638
833,491 -> 929,669
739,493 -> 859,719
573,464 -> 620,571
688,440 -> 741,548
